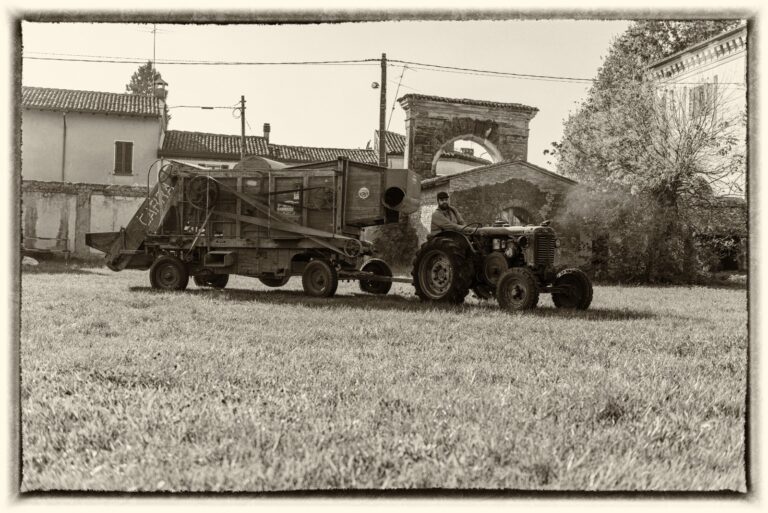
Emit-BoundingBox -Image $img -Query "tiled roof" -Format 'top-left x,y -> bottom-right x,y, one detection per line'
160,130 -> 377,163
421,160 -> 577,189
373,130 -> 406,154
160,130 -> 269,159
398,94 -> 538,113
22,86 -> 162,118
440,151 -> 492,165
268,143 -> 377,164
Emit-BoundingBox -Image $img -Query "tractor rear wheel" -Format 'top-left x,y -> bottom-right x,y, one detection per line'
496,267 -> 539,311
302,260 -> 339,298
150,255 -> 189,291
552,268 -> 593,310
359,259 -> 393,295
258,276 -> 291,288
194,274 -> 229,289
412,237 -> 473,304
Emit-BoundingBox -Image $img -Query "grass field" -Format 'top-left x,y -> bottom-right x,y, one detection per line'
19,262 -> 748,492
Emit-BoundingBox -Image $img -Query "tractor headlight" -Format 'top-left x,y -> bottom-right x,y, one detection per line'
517,236 -> 528,248
555,238 -> 561,248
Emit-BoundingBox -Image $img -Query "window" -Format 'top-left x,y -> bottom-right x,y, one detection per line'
689,75 -> 718,119
114,141 -> 133,175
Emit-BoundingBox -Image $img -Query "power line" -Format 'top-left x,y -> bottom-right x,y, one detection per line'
23,54 -> 380,66
389,59 -> 594,83
23,51 -> 747,87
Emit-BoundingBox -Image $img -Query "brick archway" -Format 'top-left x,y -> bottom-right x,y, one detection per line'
398,94 -> 538,179
430,134 -> 503,175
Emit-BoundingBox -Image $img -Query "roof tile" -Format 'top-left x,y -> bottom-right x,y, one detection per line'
22,86 -> 162,117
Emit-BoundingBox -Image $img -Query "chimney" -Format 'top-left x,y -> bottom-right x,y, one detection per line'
263,123 -> 271,144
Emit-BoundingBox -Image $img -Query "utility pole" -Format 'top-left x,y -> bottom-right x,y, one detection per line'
151,24 -> 157,80
240,95 -> 246,161
378,53 -> 387,167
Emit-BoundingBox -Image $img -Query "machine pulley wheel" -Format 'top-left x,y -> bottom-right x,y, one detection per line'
187,176 -> 219,209
158,163 -> 175,184
359,259 -> 393,295
343,238 -> 364,258
302,260 -> 339,298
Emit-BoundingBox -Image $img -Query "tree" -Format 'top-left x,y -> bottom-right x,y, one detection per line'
125,60 -> 167,100
553,20 -> 745,283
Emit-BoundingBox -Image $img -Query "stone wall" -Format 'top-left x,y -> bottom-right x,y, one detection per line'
22,180 -> 147,258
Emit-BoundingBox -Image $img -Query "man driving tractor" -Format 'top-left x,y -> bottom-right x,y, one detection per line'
430,191 -> 467,234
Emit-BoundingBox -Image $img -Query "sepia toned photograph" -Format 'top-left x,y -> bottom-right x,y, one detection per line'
11,3 -> 753,498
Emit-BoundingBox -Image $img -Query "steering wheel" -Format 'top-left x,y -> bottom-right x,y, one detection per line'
461,222 -> 483,235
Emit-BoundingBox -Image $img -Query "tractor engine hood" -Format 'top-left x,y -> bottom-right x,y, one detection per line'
475,225 -> 556,238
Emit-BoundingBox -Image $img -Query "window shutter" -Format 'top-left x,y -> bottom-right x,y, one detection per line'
114,141 -> 133,174
115,142 -> 123,173
125,142 -> 133,174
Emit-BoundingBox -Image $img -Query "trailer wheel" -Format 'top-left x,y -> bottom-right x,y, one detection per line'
302,260 -> 338,298
412,237 -> 472,303
359,259 -> 392,295
552,268 -> 593,310
193,274 -> 229,289
150,256 -> 189,291
496,267 -> 539,311
258,276 -> 291,288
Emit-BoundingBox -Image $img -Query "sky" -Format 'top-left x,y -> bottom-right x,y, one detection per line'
21,19 -> 632,168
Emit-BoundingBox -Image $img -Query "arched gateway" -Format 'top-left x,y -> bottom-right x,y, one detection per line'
397,94 -> 539,179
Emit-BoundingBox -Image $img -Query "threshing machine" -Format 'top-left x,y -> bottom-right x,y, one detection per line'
86,156 -> 420,297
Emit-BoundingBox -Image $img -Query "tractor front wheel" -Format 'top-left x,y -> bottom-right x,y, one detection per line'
302,260 -> 339,298
552,268 -> 593,310
496,267 -> 539,311
149,255 -> 189,291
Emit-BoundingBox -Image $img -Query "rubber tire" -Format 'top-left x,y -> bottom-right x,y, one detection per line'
258,276 -> 291,288
149,255 -> 189,291
496,267 -> 539,311
194,274 -> 229,289
552,268 -> 593,310
302,260 -> 339,298
411,237 -> 473,304
359,259 -> 393,295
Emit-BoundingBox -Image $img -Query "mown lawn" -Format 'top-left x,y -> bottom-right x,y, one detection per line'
19,263 -> 748,492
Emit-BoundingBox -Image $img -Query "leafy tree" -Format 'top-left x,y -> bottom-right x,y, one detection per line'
125,60 -> 168,100
553,20 -> 745,283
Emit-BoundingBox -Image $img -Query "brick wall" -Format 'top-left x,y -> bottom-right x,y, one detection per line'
401,98 -> 536,179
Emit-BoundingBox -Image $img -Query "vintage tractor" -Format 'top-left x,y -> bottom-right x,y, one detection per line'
411,221 -> 593,311
86,157 -> 420,297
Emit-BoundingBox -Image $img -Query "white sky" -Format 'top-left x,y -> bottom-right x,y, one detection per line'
21,19 -> 632,168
